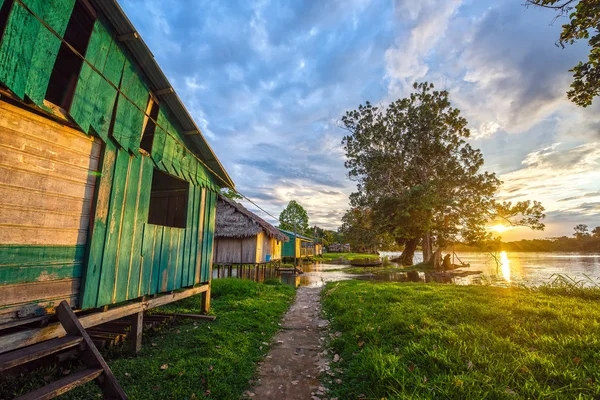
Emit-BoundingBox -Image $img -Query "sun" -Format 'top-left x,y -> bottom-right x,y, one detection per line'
490,224 -> 510,233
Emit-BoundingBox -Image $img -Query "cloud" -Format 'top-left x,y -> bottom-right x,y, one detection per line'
558,191 -> 600,202
119,0 -> 600,236
384,0 -> 462,96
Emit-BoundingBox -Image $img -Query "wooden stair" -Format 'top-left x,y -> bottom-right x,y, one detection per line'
0,301 -> 127,399
13,368 -> 103,400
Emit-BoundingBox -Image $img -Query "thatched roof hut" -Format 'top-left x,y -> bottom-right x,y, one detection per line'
214,196 -> 288,264
216,196 -> 288,241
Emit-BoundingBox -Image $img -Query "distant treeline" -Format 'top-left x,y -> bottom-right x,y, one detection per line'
452,236 -> 600,253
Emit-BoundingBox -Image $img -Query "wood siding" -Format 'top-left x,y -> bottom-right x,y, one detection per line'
81,145 -> 217,309
214,234 -> 282,264
0,100 -> 100,322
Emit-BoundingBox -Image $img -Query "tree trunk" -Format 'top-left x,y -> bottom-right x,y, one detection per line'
393,238 -> 418,265
432,248 -> 443,269
422,232 -> 433,263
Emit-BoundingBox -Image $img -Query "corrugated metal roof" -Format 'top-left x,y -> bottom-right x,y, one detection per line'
278,228 -> 314,241
91,0 -> 234,188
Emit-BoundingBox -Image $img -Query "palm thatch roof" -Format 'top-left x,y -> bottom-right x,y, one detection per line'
215,195 -> 288,241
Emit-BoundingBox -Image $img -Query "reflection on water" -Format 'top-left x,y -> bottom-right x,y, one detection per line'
212,251 -> 600,288
500,251 -> 511,282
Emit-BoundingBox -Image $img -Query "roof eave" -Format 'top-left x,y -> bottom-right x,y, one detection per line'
91,0 -> 234,189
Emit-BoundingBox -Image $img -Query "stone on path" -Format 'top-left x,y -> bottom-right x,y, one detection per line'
251,286 -> 328,399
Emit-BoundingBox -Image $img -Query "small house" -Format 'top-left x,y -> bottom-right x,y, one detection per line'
0,0 -> 233,358
279,229 -> 316,259
214,196 -> 288,264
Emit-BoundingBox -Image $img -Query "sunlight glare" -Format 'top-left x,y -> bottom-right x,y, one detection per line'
491,224 -> 509,233
500,251 -> 511,282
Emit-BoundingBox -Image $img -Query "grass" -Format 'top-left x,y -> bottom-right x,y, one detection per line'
317,252 -> 380,261
321,280 -> 600,399
1,279 -> 295,400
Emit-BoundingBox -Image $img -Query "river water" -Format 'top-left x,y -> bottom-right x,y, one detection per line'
212,251 -> 600,288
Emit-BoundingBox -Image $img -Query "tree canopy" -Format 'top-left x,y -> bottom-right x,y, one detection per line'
341,82 -> 545,265
526,0 -> 600,106
220,187 -> 243,201
278,200 -> 309,235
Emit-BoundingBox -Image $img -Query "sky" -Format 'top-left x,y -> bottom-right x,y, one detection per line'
120,0 -> 600,241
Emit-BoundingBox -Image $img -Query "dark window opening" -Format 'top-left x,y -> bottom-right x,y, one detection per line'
148,169 -> 189,228
0,0 -> 15,42
140,97 -> 160,153
45,0 -> 96,110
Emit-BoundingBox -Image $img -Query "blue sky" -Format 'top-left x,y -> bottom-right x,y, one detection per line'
121,0 -> 600,240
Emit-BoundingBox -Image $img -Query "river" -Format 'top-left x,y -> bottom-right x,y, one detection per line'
212,251 -> 600,288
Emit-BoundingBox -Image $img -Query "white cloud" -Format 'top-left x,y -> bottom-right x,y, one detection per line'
384,0 -> 462,96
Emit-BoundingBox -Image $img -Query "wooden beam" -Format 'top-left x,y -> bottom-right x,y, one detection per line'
0,284 -> 209,354
157,313 -> 215,321
154,88 -> 174,96
116,32 -> 139,42
184,130 -> 198,135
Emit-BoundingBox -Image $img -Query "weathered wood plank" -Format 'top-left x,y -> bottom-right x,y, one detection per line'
0,245 -> 85,266
24,0 -> 76,106
128,156 -> 152,300
149,225 -> 163,295
96,148 -> 130,307
0,263 -> 81,285
70,19 -> 112,134
0,205 -> 90,231
0,335 -> 82,372
0,284 -> 210,354
0,165 -> 96,199
159,227 -> 171,293
0,2 -> 42,98
114,154 -> 141,303
0,101 -> 100,156
182,184 -> 194,287
0,126 -> 100,170
0,226 -> 88,246
13,368 -> 104,400
195,188 -> 206,284
166,228 -> 180,291
80,140 -> 117,309
0,278 -> 80,307
55,302 -> 127,399
0,184 -> 92,215
139,224 -> 155,297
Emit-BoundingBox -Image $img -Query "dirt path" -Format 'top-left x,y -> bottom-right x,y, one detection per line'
249,286 -> 329,400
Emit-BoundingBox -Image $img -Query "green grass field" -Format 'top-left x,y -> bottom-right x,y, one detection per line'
321,281 -> 600,399
1,279 -> 295,400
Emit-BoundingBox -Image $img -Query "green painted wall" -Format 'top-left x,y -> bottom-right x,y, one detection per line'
281,232 -> 296,257
0,2 -> 223,313
80,144 -> 218,309
0,245 -> 85,285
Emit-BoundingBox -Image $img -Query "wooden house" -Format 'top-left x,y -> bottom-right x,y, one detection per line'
279,229 -> 316,259
315,243 -> 323,256
214,196 -> 288,265
0,0 -> 233,360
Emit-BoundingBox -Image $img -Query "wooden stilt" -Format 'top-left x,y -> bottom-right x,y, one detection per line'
130,311 -> 143,354
201,284 -> 211,313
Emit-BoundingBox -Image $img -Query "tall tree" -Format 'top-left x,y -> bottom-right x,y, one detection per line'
573,223 -> 590,238
341,82 -> 545,265
279,200 -> 309,235
526,0 -> 600,106
592,226 -> 600,237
